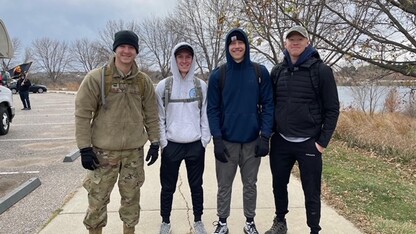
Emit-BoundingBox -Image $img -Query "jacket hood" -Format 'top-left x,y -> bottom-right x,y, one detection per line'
171,42 -> 196,81
283,44 -> 320,68
225,28 -> 251,66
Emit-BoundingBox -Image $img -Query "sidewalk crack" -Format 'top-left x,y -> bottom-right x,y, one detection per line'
178,174 -> 193,233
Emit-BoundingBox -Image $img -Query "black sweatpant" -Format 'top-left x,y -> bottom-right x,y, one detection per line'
269,133 -> 322,233
160,140 -> 205,221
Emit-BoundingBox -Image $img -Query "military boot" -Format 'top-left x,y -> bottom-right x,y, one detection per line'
88,227 -> 102,234
123,223 -> 135,234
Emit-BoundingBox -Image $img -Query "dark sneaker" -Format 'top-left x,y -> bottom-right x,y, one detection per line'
265,217 -> 287,234
243,221 -> 259,234
212,221 -> 228,234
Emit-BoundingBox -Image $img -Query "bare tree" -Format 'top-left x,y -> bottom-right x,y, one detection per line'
349,64 -> 391,115
172,0 -> 235,77
138,16 -> 183,78
23,47 -> 34,64
238,0 -> 286,64
1,37 -> 22,71
71,38 -> 107,73
240,0 -> 349,66
31,38 -> 72,82
316,0 -> 416,77
239,0 -> 416,80
98,20 -> 141,58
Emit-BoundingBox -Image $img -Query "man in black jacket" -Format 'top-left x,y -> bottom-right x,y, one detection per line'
265,25 -> 340,234
15,66 -> 31,110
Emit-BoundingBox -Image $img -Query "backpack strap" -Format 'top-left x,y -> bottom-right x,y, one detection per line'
194,78 -> 203,109
219,64 -> 227,92
270,63 -> 284,104
163,76 -> 173,109
100,64 -> 145,109
309,61 -> 323,116
309,60 -> 322,100
163,76 -> 203,109
100,64 -> 111,109
252,62 -> 261,83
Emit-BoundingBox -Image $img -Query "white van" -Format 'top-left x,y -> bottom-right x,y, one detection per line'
0,19 -> 15,135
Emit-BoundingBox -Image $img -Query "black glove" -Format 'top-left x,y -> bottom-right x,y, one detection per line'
146,143 -> 159,166
80,147 -> 100,170
255,135 -> 270,157
213,137 -> 230,163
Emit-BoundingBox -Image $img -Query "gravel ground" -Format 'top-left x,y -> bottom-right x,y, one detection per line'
0,92 -> 87,234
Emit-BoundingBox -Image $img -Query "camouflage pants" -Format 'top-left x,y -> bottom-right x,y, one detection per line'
83,147 -> 145,229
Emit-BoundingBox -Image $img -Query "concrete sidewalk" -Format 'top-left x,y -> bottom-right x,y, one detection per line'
39,143 -> 362,234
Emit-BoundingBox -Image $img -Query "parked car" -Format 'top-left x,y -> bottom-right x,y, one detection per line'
9,81 -> 48,94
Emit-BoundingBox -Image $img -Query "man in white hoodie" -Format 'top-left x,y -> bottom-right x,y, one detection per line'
155,42 -> 211,234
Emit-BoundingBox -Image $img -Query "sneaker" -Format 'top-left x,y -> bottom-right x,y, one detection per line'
243,221 -> 259,234
194,221 -> 207,234
21,108 -> 27,110
212,221 -> 228,234
159,222 -> 171,234
265,217 -> 287,234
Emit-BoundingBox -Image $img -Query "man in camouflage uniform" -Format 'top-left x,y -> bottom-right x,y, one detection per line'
75,30 -> 160,234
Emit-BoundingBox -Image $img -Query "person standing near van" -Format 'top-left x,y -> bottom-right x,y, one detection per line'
15,66 -> 31,110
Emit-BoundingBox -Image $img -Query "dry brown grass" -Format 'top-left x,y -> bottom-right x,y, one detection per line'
48,82 -> 80,91
334,111 -> 416,171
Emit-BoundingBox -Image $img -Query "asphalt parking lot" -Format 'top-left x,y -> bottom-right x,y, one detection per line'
0,92 -> 86,234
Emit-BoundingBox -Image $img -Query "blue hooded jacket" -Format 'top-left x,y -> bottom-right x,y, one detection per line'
207,28 -> 274,143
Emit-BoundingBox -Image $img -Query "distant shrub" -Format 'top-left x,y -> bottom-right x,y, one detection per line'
383,87 -> 401,113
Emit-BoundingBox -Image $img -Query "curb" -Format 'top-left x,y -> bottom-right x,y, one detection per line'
63,149 -> 80,162
0,177 -> 41,214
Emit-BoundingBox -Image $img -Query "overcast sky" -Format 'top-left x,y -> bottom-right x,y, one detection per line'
1,0 -> 176,49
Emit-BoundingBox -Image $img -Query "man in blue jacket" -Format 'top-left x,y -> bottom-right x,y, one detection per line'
207,28 -> 274,234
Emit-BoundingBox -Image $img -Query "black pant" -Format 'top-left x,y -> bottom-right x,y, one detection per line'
160,140 -> 205,220
269,133 -> 322,233
19,91 -> 31,108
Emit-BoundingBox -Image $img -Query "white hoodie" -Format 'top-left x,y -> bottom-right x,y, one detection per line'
155,42 -> 211,149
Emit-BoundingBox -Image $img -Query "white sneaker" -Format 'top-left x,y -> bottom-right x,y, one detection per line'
243,221 -> 259,234
194,221 -> 207,234
159,222 -> 171,234
212,221 -> 228,234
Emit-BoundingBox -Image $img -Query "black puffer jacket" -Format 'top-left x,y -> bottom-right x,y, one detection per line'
271,47 -> 339,148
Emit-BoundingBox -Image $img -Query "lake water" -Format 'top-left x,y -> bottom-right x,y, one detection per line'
337,86 -> 415,112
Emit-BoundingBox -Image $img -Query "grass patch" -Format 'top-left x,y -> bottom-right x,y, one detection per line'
321,110 -> 416,233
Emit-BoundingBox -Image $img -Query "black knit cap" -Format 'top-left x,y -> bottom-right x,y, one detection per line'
113,30 -> 139,53
226,30 -> 246,47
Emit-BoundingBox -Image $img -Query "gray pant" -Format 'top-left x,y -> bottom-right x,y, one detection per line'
215,139 -> 261,219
